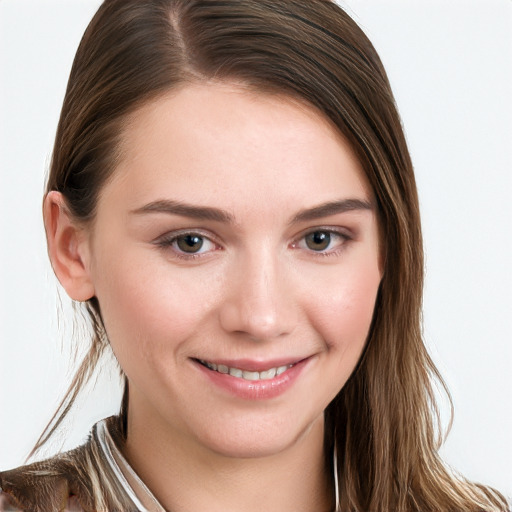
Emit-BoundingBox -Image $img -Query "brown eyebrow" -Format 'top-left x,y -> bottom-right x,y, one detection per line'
291,198 -> 374,223
131,197 -> 373,224
131,199 -> 235,223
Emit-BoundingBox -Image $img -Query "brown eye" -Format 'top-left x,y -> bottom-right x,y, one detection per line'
176,234 -> 204,253
305,231 -> 331,251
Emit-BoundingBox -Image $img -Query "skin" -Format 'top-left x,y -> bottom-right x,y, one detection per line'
45,82 -> 382,512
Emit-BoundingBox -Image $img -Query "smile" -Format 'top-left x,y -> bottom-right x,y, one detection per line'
194,357 -> 311,400
198,360 -> 294,381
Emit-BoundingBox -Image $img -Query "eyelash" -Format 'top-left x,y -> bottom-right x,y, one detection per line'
154,230 -> 220,260
154,227 -> 352,261
292,228 -> 351,257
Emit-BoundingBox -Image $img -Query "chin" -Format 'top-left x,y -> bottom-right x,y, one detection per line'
193,413 -> 324,459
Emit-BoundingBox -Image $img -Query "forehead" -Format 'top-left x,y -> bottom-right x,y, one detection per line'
101,82 -> 371,214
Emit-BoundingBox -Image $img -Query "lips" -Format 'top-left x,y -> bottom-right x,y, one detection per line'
192,356 -> 314,401
193,356 -> 310,399
198,359 -> 294,381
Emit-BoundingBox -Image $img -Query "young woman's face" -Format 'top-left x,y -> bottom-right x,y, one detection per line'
85,83 -> 382,457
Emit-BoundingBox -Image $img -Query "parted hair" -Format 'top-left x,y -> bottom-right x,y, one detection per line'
32,1 -> 508,511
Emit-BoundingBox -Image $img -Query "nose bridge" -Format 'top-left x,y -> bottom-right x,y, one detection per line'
219,242 -> 295,340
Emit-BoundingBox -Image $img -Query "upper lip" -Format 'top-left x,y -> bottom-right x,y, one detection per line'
193,356 -> 310,372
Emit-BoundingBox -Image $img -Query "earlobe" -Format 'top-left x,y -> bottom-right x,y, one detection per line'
43,191 -> 95,302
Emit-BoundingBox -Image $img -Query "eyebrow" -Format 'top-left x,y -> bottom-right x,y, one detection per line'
290,198 -> 374,223
131,197 -> 373,224
131,199 -> 235,223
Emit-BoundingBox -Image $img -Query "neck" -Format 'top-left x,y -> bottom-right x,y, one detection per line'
123,395 -> 334,512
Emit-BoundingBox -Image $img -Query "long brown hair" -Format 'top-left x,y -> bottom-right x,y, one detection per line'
35,1 -> 508,510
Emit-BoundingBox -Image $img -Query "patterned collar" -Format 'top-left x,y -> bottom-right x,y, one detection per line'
96,419 -> 166,512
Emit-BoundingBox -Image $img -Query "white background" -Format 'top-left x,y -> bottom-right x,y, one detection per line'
1,0 -> 511,499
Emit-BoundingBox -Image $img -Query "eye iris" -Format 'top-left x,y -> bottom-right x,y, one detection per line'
176,235 -> 204,253
305,231 -> 330,251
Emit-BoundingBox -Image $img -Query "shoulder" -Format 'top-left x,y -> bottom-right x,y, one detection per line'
0,416 -> 137,512
0,444 -> 92,512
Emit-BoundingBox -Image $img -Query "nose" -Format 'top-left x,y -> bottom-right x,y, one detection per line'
218,249 -> 297,341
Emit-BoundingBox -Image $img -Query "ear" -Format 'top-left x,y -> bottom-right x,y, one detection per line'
43,191 -> 95,301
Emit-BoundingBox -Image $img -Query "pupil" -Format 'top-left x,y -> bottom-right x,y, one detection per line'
306,231 -> 330,251
177,235 -> 203,253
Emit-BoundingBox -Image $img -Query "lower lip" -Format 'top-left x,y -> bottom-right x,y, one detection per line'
193,358 -> 310,400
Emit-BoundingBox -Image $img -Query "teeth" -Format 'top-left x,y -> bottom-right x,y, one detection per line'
200,360 -> 293,380
259,367 -> 277,379
229,367 -> 243,378
276,365 -> 289,376
242,370 -> 260,381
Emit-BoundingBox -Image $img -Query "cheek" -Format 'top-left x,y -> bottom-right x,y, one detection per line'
306,261 -> 381,355
91,252 -> 220,370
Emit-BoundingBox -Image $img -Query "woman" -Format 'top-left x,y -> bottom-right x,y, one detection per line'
0,1 -> 509,511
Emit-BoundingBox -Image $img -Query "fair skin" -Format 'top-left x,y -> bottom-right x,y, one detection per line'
44,82 -> 382,512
